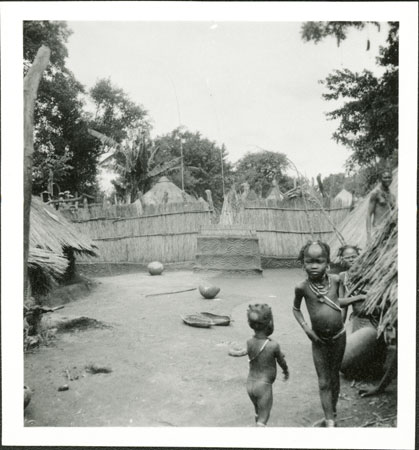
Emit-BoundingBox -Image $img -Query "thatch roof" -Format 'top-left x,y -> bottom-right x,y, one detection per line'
345,207 -> 397,335
328,169 -> 398,262
333,188 -> 353,207
141,176 -> 196,206
28,247 -> 69,277
266,183 -> 284,201
30,196 -> 97,256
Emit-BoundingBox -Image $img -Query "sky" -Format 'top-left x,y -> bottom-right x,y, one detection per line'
66,21 -> 388,182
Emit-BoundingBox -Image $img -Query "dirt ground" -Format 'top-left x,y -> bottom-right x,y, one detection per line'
24,268 -> 396,427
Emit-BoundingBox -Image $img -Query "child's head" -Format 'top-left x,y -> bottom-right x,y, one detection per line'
337,244 -> 361,269
298,240 -> 330,280
247,303 -> 274,336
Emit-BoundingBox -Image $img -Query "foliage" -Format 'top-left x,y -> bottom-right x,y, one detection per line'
89,78 -> 150,143
154,128 -> 234,209
233,150 -> 293,198
24,21 -> 101,196
322,167 -> 384,199
302,22 -> 398,177
321,173 -> 347,198
301,21 -> 379,47
24,21 -> 72,70
90,128 -> 180,202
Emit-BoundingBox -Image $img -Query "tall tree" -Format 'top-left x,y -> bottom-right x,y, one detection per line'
24,21 -> 101,196
89,78 -> 149,143
89,128 -> 181,202
234,150 -> 293,198
154,128 -> 233,209
302,22 -> 398,183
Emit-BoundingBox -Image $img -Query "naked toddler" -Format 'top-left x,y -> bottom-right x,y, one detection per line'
246,303 -> 289,426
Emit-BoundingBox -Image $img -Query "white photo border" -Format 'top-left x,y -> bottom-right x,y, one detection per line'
1,1 -> 417,448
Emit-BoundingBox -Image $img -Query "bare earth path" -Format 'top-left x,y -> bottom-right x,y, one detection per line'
24,269 -> 396,427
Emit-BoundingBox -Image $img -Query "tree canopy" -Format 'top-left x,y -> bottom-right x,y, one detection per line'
154,128 -> 233,209
89,78 -> 150,143
24,21 -> 101,195
233,150 -> 293,198
302,21 -> 398,185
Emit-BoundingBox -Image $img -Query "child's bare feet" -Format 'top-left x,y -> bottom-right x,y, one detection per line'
312,418 -> 326,427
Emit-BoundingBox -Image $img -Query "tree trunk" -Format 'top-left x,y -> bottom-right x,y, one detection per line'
24,46 -> 51,299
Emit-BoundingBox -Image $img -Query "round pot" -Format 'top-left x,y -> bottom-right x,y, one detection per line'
199,285 -> 220,299
147,261 -> 164,276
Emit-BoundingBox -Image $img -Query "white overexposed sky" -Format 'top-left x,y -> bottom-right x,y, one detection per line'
66,21 -> 388,181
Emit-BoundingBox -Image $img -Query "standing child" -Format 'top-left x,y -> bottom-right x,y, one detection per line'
292,241 -> 345,427
246,304 -> 289,426
337,245 -> 367,326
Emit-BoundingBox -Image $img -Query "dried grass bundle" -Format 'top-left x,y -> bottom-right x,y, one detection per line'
30,196 -> 97,256
346,207 -> 397,335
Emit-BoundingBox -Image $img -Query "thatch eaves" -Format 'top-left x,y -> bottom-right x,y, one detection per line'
28,247 -> 69,277
30,196 -> 97,256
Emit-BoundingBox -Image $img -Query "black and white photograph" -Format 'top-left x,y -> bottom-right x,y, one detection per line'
1,2 -> 417,448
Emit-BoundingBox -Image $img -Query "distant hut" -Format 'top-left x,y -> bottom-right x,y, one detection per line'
29,197 -> 97,297
328,169 -> 397,263
220,185 -> 243,225
141,176 -> 196,207
266,180 -> 284,202
333,188 -> 353,207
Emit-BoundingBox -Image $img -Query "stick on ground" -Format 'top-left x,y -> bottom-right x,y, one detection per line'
145,288 -> 197,297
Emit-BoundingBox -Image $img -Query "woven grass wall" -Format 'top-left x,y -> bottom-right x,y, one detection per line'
67,202 -> 213,264
231,199 -> 350,259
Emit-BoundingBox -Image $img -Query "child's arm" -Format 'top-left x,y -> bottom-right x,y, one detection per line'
293,285 -> 325,344
338,294 -> 367,307
366,193 -> 376,243
338,273 -> 366,309
275,343 -> 289,380
338,273 -> 348,322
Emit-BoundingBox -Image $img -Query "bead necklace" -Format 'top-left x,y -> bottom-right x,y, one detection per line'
308,274 -> 331,302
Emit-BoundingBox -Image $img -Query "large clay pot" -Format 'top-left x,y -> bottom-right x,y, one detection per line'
147,261 -> 164,276
341,327 -> 379,376
199,285 -> 220,299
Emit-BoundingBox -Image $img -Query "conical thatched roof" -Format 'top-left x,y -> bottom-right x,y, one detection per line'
266,183 -> 284,201
141,176 -> 195,206
333,188 -> 353,207
30,196 -> 97,256
328,169 -> 398,262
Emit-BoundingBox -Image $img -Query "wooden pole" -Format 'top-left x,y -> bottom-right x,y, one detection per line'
24,45 -> 50,298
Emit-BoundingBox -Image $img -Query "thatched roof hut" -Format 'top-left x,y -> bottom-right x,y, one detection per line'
30,196 -> 97,273
141,176 -> 196,206
328,169 -> 398,262
345,207 -> 397,335
28,197 -> 97,297
28,247 -> 69,276
266,181 -> 284,202
333,188 -> 353,207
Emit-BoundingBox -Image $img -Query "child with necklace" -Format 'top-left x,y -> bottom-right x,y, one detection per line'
292,241 -> 345,427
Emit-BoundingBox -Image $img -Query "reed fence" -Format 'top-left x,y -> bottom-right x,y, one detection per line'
221,198 -> 350,262
66,202 -> 214,264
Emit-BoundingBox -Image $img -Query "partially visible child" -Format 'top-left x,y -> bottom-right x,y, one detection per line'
246,303 -> 289,426
292,241 -> 345,427
337,245 -> 367,326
